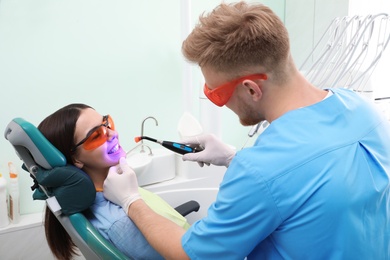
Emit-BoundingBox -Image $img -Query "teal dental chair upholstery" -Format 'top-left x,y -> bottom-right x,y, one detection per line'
4,118 -> 199,260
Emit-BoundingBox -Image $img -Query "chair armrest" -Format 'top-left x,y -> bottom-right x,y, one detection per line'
174,200 -> 200,217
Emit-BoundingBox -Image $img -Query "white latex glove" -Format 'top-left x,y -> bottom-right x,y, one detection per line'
103,157 -> 141,213
182,134 -> 236,167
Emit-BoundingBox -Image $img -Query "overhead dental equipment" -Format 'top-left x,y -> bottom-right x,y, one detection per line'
300,14 -> 390,94
135,136 -> 204,155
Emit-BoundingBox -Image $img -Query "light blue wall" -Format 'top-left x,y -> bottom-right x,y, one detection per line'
286,0 -> 349,67
0,0 -> 348,214
0,0 -> 185,214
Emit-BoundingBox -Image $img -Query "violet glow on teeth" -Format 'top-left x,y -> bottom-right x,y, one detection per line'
109,144 -> 119,154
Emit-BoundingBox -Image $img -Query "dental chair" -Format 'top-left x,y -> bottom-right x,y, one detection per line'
4,117 -> 200,260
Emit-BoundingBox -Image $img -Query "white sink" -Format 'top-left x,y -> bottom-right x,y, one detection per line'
126,152 -> 152,178
126,148 -> 176,186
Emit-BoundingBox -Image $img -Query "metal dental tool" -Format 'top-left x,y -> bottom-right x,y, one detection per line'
241,121 -> 269,149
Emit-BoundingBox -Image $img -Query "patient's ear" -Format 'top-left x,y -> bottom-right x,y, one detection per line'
73,157 -> 84,169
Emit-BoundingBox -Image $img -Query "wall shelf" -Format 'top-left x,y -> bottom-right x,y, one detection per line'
0,212 -> 43,234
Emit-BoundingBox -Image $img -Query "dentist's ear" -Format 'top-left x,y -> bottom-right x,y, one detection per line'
243,79 -> 263,102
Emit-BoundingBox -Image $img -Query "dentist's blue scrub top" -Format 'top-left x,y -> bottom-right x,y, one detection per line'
182,88 -> 390,259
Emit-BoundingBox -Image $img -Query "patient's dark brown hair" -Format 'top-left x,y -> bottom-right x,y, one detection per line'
38,103 -> 92,260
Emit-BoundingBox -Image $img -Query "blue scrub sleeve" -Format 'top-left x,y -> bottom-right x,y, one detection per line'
182,152 -> 282,259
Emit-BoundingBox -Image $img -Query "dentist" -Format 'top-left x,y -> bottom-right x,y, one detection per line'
104,2 -> 390,259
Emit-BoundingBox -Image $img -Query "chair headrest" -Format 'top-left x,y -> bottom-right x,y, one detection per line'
5,118 -> 66,169
32,165 -> 96,215
4,118 -> 95,215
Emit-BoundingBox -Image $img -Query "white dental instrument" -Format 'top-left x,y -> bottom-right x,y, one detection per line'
241,121 -> 269,149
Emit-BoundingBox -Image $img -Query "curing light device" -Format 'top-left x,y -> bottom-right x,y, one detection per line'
134,136 -> 203,155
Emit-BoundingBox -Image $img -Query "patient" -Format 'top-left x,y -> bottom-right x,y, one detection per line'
37,103 -> 189,260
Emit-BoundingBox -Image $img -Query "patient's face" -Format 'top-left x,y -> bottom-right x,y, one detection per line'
73,108 -> 126,172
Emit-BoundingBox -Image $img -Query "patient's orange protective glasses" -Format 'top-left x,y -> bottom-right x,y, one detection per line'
71,115 -> 115,152
203,74 -> 267,107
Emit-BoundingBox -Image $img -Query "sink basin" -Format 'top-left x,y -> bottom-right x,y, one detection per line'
126,152 -> 152,178
126,148 -> 176,186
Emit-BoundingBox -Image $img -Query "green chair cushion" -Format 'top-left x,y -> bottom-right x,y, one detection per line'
33,165 -> 96,215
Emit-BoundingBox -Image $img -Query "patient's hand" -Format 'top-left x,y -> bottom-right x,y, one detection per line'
104,157 -> 141,213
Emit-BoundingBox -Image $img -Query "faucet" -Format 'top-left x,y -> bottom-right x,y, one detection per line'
126,143 -> 153,156
140,116 -> 158,153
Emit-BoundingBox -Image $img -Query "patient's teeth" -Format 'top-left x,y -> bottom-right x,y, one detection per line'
109,144 -> 119,154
